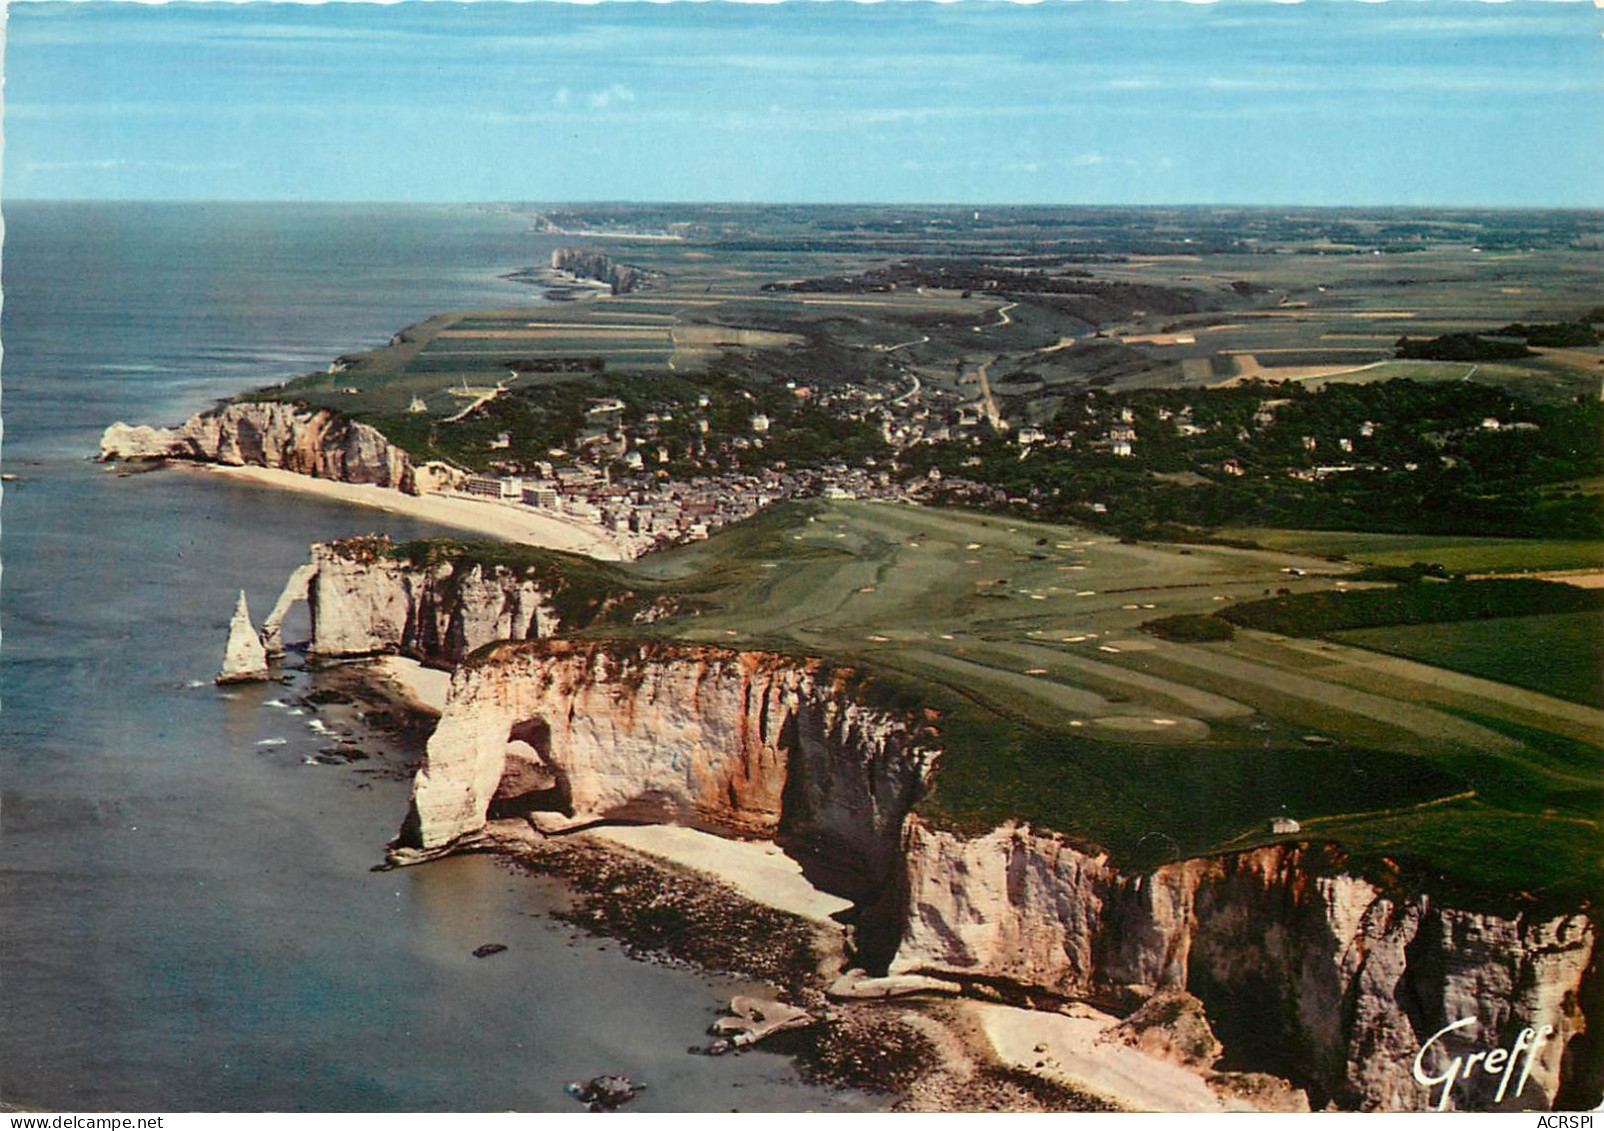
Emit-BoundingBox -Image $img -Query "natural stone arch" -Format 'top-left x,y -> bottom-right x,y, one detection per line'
487,717 -> 570,821
261,561 -> 317,654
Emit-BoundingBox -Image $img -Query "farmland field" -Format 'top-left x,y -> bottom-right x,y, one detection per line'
1334,611 -> 1604,708
1221,528 -> 1604,574
1307,358 -> 1600,401
259,204 -> 1604,441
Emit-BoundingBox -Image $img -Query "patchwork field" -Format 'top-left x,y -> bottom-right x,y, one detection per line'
263,206 -> 1604,439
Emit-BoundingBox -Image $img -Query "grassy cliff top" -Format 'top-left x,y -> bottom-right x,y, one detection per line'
409,499 -> 1602,909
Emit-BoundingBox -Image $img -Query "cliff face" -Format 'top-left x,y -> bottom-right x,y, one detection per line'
285,541 -> 559,663
396,641 -> 937,903
894,820 -> 1599,1112
293,560 -> 1598,1112
549,247 -> 643,295
99,402 -> 416,493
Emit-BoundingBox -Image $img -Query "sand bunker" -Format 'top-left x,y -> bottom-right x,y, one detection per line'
1086,716 -> 1211,743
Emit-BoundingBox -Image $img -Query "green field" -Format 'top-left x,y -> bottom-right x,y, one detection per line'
476,499 -> 1604,906
1221,528 -> 1604,574
1335,611 -> 1604,708
1303,359 -> 1600,402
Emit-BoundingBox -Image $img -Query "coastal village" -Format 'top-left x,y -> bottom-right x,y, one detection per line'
429,369 -> 962,548
19,0 -> 1604,1113
425,373 -> 1546,551
452,459 -> 910,548
224,239 -> 1598,554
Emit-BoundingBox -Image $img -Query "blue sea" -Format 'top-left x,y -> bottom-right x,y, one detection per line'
0,202 -> 875,1112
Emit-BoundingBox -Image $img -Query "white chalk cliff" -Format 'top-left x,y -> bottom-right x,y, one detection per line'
99,401 -> 416,493
259,539 -> 563,662
259,553 -> 1602,1112
893,820 -> 1597,1111
395,641 -> 937,906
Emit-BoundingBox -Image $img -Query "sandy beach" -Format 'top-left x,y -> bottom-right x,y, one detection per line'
972,1002 -> 1237,1112
586,824 -> 854,926
188,463 -> 637,560
376,656 -> 452,713
368,657 -> 853,926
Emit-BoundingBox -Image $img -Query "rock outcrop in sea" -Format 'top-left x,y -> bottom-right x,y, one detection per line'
218,590 -> 271,683
99,401 -> 416,494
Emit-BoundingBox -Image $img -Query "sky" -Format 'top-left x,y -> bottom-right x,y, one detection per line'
5,0 -> 1602,207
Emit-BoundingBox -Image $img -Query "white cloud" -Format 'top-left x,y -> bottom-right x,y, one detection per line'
587,83 -> 636,109
25,159 -> 244,173
1072,151 -> 1108,167
27,159 -> 125,171
542,83 -> 636,113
